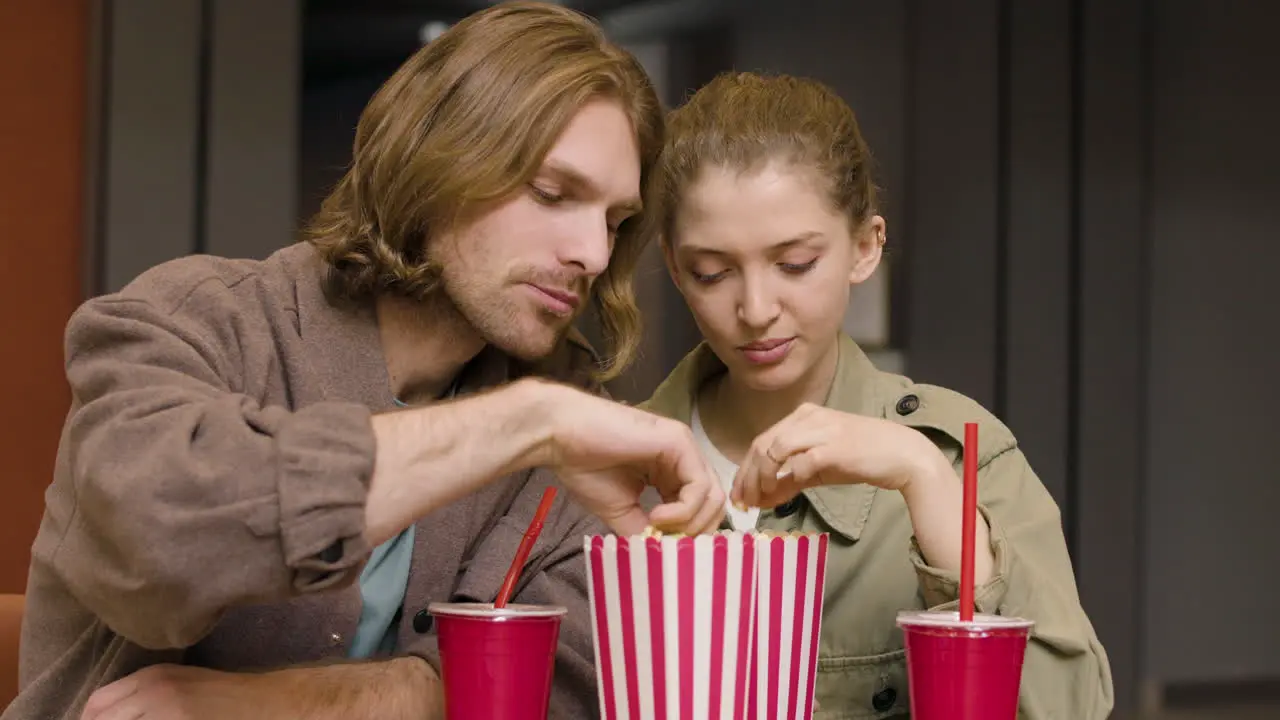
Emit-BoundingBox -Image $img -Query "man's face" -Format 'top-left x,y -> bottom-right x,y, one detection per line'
431,98 -> 642,361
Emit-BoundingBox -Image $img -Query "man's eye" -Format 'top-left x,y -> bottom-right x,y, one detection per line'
529,184 -> 563,204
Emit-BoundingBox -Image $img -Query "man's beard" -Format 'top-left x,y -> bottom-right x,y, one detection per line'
437,271 -> 579,362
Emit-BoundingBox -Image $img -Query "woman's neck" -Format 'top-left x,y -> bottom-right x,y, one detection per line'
698,338 -> 841,463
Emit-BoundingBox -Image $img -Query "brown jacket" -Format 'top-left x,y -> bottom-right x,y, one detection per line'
4,243 -> 608,719
642,336 -> 1114,719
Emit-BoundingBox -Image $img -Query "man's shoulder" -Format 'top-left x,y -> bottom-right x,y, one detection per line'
92,243 -> 316,318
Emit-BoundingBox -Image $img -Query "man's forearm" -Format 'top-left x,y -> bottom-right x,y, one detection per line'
364,377 -> 557,545
274,657 -> 442,720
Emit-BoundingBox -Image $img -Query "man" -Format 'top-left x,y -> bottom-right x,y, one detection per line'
4,3 -> 724,719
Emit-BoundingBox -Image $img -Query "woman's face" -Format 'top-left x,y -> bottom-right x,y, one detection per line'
665,162 -> 883,392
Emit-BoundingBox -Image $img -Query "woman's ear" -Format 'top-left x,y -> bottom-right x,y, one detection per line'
849,214 -> 886,285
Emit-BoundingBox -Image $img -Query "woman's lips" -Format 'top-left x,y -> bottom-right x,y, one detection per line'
738,337 -> 795,365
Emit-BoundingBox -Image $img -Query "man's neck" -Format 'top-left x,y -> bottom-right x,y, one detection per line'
376,293 -> 486,405
699,339 -> 841,463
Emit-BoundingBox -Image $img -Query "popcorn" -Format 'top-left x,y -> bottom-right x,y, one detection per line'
637,526 -> 684,540
636,526 -> 806,540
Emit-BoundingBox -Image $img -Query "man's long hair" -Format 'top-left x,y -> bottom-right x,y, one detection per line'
304,1 -> 663,380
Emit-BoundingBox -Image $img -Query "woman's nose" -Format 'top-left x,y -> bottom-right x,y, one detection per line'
737,278 -> 781,328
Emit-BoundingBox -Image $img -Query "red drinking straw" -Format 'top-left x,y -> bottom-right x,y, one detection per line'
959,422 -> 978,622
494,486 -> 558,609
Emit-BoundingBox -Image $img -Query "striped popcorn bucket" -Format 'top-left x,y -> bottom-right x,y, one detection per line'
585,532 -> 759,720
748,532 -> 829,720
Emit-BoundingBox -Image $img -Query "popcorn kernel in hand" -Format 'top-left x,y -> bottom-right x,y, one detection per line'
638,526 -> 686,540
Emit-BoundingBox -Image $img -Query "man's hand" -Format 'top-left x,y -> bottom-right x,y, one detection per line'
364,377 -> 725,546
536,382 -> 726,536
81,658 -> 441,720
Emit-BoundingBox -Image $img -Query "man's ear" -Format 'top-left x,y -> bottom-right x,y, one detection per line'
849,215 -> 886,285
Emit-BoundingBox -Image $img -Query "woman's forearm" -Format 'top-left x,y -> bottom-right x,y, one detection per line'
899,441 -> 996,587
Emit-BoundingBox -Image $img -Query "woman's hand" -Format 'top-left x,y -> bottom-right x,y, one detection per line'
734,402 -> 994,584
732,402 -> 945,509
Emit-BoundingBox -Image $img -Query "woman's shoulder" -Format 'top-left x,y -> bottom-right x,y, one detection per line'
866,367 -> 1019,464
638,342 -> 721,423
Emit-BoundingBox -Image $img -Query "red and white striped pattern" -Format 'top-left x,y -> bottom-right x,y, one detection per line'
749,533 -> 829,720
586,533 -> 758,720
585,532 -> 829,720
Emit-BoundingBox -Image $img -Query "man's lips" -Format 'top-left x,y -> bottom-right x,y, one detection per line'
525,283 -> 581,315
530,284 -> 580,309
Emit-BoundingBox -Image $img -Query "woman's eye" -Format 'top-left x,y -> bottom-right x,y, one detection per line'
529,184 -> 563,204
690,269 -> 727,284
780,259 -> 818,274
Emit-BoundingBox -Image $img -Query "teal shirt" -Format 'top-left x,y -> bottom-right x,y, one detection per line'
347,525 -> 415,658
347,394 -> 423,659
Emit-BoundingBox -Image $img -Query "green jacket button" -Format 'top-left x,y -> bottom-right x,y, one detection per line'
895,394 -> 920,415
872,686 -> 897,711
775,498 -> 801,518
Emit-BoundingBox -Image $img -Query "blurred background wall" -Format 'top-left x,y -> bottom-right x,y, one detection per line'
0,1 -> 88,596
3,0 -> 1278,715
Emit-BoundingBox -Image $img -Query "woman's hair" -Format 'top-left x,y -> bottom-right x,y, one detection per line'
303,1 -> 663,380
648,71 -> 879,246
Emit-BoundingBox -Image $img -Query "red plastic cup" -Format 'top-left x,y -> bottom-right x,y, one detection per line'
897,610 -> 1034,720
429,602 -> 567,720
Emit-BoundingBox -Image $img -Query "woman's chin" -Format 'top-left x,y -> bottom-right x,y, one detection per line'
730,357 -> 805,392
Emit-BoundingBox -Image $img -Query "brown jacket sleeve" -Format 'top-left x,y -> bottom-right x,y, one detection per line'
406,467 -> 606,719
56,290 -> 375,651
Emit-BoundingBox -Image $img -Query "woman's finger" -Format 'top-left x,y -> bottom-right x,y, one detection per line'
785,446 -> 829,488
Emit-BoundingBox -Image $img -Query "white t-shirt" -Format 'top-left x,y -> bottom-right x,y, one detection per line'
691,403 -> 760,530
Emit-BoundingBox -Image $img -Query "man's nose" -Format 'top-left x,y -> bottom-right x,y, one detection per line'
558,212 -> 612,278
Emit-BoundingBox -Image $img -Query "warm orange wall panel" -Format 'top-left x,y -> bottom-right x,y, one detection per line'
0,1 -> 89,592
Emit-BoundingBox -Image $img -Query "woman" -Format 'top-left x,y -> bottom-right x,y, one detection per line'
640,72 -> 1114,718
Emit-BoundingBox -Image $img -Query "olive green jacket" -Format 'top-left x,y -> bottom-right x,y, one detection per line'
641,335 -> 1114,719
